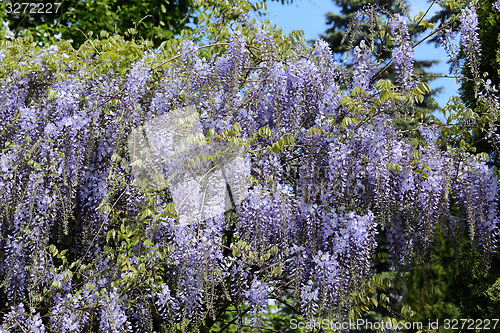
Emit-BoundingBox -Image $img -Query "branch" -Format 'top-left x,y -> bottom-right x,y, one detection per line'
273,294 -> 302,316
151,43 -> 229,71
417,74 -> 473,82
219,306 -> 252,333
370,18 -> 456,85
409,0 -> 437,39
396,122 -> 459,134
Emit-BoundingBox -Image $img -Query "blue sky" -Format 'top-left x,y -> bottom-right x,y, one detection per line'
258,0 -> 459,108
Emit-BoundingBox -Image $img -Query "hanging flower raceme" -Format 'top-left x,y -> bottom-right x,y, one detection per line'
389,14 -> 415,91
460,4 -> 481,82
439,28 -> 460,75
352,40 -> 377,91
245,279 -> 269,329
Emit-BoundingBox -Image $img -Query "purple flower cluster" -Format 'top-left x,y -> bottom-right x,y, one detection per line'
439,28 -> 460,74
99,289 -> 132,333
494,1 -> 500,13
352,40 -> 377,90
453,158 -> 499,254
1,304 -> 45,333
245,279 -> 269,328
460,4 -> 481,81
389,14 -> 414,91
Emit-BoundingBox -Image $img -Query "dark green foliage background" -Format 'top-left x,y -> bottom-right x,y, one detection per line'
0,0 -> 195,47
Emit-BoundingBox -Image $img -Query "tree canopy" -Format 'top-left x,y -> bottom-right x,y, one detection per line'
0,0 -> 292,47
0,0 -> 196,47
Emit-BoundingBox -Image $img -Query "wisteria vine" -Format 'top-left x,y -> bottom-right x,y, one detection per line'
0,3 -> 498,333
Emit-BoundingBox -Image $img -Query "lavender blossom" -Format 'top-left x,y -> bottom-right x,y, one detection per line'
352,40 -> 377,90
494,1 -> 500,13
460,4 -> 481,82
245,279 -> 269,328
389,14 -> 414,90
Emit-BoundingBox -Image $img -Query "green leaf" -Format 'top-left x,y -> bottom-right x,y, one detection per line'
271,143 -> 281,153
111,153 -> 121,162
413,11 -> 424,23
477,152 -> 489,161
49,244 -> 58,256
51,280 -> 62,289
131,236 -> 140,246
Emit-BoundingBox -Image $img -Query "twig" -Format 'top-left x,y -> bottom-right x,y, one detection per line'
370,19 -> 455,85
417,74 -> 473,82
409,0 -> 437,38
151,43 -> 229,71
397,122 -> 458,134
273,294 -> 302,315
219,306 -> 252,333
